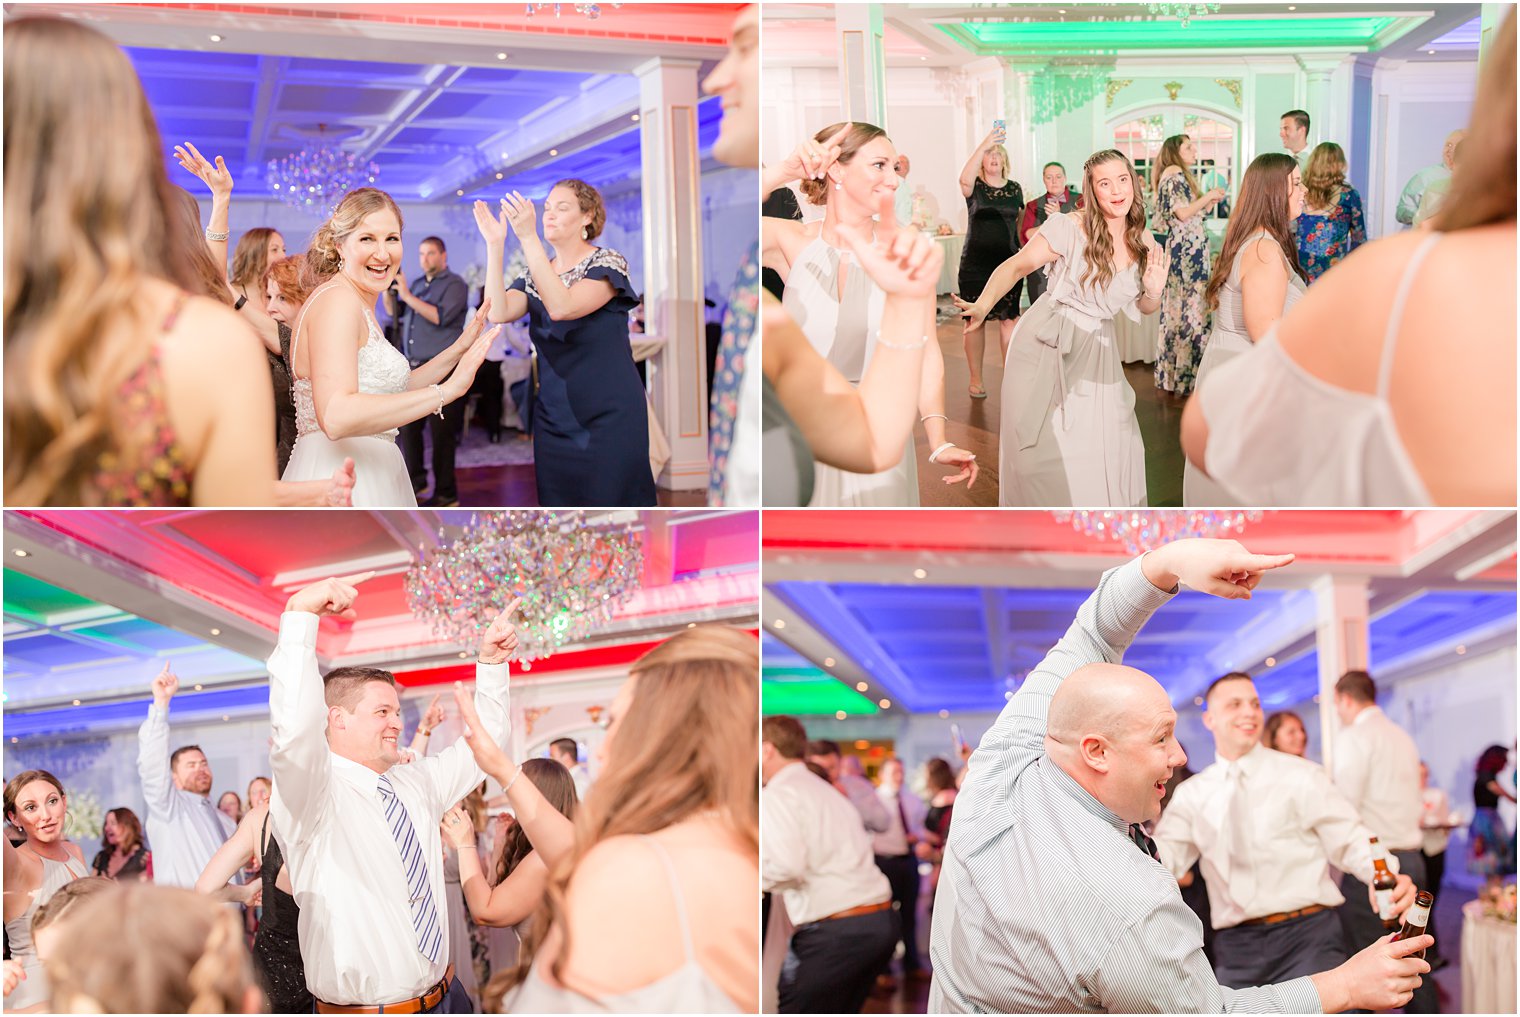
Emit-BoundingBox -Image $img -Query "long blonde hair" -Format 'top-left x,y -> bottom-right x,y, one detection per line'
980,143 -> 1011,183
301,186 -> 404,292
45,883 -> 258,1013
1078,150 -> 1152,292
4,17 -> 205,506
484,626 -> 759,1009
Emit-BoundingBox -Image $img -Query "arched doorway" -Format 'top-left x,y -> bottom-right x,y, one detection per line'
1108,104 -> 1240,213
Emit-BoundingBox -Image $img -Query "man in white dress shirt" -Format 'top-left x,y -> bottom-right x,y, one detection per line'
136,664 -> 236,888
549,737 -> 591,802
807,739 -> 891,835
929,539 -> 1433,1014
1154,671 -> 1415,992
764,716 -> 897,1013
873,756 -> 928,984
269,572 -> 517,1013
1330,669 -> 1436,1013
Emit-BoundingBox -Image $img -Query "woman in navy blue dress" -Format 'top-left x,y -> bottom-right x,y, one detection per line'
477,179 -> 656,506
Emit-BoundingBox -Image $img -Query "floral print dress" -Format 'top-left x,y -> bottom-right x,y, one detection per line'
1154,171 -> 1212,395
1296,185 -> 1367,283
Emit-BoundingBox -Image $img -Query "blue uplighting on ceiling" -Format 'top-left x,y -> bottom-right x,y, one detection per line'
4,687 -> 272,740
769,580 -> 1516,715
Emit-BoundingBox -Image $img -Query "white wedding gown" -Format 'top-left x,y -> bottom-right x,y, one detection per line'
281,283 -> 418,506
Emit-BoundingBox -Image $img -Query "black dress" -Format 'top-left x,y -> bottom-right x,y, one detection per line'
958,176 -> 1026,319
89,844 -> 151,882
509,248 -> 657,507
253,813 -> 312,1014
272,322 -> 298,475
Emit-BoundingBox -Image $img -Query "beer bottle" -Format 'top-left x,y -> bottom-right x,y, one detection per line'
1393,890 -> 1435,958
1370,837 -> 1399,930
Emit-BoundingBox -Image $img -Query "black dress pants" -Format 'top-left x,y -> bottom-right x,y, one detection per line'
400,395 -> 466,501
779,908 -> 898,1014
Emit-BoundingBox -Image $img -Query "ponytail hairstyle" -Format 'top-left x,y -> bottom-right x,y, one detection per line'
301,187 -> 403,292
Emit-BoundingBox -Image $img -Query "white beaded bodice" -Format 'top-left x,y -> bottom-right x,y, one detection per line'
292,284 -> 412,442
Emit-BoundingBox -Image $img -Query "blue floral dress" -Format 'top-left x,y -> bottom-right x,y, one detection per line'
1296,185 -> 1367,283
1154,171 -> 1211,395
708,245 -> 759,505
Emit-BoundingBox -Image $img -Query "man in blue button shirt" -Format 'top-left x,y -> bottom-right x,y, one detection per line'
392,236 -> 469,506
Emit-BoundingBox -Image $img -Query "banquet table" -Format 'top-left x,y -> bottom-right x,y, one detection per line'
933,233 -> 966,294
1461,898 -> 1517,1014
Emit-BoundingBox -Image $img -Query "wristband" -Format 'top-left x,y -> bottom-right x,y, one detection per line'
204,228 -> 229,242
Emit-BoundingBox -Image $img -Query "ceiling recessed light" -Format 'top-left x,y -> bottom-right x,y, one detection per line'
1428,49 -> 1437,55
12,549 -> 26,557
9,737 -> 16,744
549,148 -> 558,156
856,681 -> 869,692
459,651 -> 469,658
1059,7 -> 1067,12
938,709 -> 950,719
631,113 -> 641,121
919,55 -> 927,61
1005,690 -> 1014,700
193,684 -> 203,691
496,52 -> 508,60
209,628 -> 221,636
773,619 -> 785,629
1194,696 -> 1204,706
878,698 -> 891,709
495,172 -> 504,179
209,33 -> 223,42
1287,4 -> 1295,8
1265,656 -> 1276,667
836,710 -> 847,720
823,657 -> 836,667
687,622 -> 697,628
1456,644 -> 1467,655
913,568 -> 927,579
456,189 -> 465,197
72,699 -> 81,706
223,714 -> 231,721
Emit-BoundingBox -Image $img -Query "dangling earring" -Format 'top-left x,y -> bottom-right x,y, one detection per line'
833,182 -> 842,191
582,227 -> 589,240
338,256 -> 345,269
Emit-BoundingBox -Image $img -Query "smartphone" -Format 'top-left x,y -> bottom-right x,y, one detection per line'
950,722 -> 966,753
992,119 -> 1007,143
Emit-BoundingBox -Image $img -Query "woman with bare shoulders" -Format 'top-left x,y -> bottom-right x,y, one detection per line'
282,187 -> 497,506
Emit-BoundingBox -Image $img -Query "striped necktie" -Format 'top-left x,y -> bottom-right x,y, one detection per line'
376,773 -> 443,963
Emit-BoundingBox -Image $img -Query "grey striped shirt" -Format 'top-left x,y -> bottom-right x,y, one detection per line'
928,558 -> 1323,1014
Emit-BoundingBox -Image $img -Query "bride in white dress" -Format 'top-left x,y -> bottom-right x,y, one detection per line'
282,187 -> 496,506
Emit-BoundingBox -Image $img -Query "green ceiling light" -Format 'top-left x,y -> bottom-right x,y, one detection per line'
940,17 -> 1401,55
763,668 -> 880,716
2,570 -> 98,622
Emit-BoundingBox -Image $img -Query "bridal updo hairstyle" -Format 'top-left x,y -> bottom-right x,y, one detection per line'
797,121 -> 890,206
302,187 -> 404,291
552,178 -> 607,241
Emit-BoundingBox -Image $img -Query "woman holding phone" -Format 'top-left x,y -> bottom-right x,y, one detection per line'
956,124 -> 1024,399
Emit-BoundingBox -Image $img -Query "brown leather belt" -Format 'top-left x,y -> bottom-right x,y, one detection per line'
314,964 -> 454,1014
817,900 -> 893,923
1238,904 -> 1329,927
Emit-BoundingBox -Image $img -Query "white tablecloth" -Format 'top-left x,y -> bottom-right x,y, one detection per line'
1462,899 -> 1517,1014
631,334 -> 671,481
934,233 -> 966,294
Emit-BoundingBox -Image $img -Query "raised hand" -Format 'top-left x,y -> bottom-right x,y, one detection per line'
152,663 -> 180,709
1141,249 -> 1169,299
1145,538 -> 1295,600
454,299 -> 496,350
478,597 -> 523,664
500,192 -> 538,242
780,123 -> 851,184
172,142 -> 233,199
421,692 -> 446,733
473,198 -> 509,247
440,806 -> 475,849
952,293 -> 987,336
452,684 -> 514,784
324,457 -> 356,507
284,571 -> 376,619
834,193 -> 943,299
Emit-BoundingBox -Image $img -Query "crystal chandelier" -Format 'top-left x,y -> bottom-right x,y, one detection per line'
1030,62 -> 1111,126
524,3 -> 622,19
1147,3 -> 1220,28
1051,510 -> 1263,556
266,126 -> 379,216
405,510 -> 644,662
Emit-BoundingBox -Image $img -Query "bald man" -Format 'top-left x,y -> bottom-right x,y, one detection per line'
1395,129 -> 1466,226
927,539 -> 1433,1014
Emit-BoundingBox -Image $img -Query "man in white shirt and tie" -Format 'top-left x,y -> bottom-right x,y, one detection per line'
874,756 -> 927,985
764,716 -> 896,1013
136,664 -> 236,888
929,539 -> 1432,1014
1330,669 -> 1436,1013
1153,671 -> 1415,992
269,572 -> 517,1013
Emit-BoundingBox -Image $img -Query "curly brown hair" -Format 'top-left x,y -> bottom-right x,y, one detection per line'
797,122 -> 890,206
1303,142 -> 1348,211
550,178 -> 607,241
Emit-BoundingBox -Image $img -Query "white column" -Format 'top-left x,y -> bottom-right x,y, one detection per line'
1296,56 -> 1342,149
1313,574 -> 1370,774
836,3 -> 888,128
635,57 -> 707,491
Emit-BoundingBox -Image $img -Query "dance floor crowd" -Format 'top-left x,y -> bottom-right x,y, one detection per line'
760,10 -> 1516,508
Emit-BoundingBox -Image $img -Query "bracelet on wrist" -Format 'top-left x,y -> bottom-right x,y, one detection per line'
502,765 -> 523,794
204,228 -> 229,243
920,413 -> 948,424
429,383 -> 445,418
929,441 -> 957,464
875,330 -> 929,351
